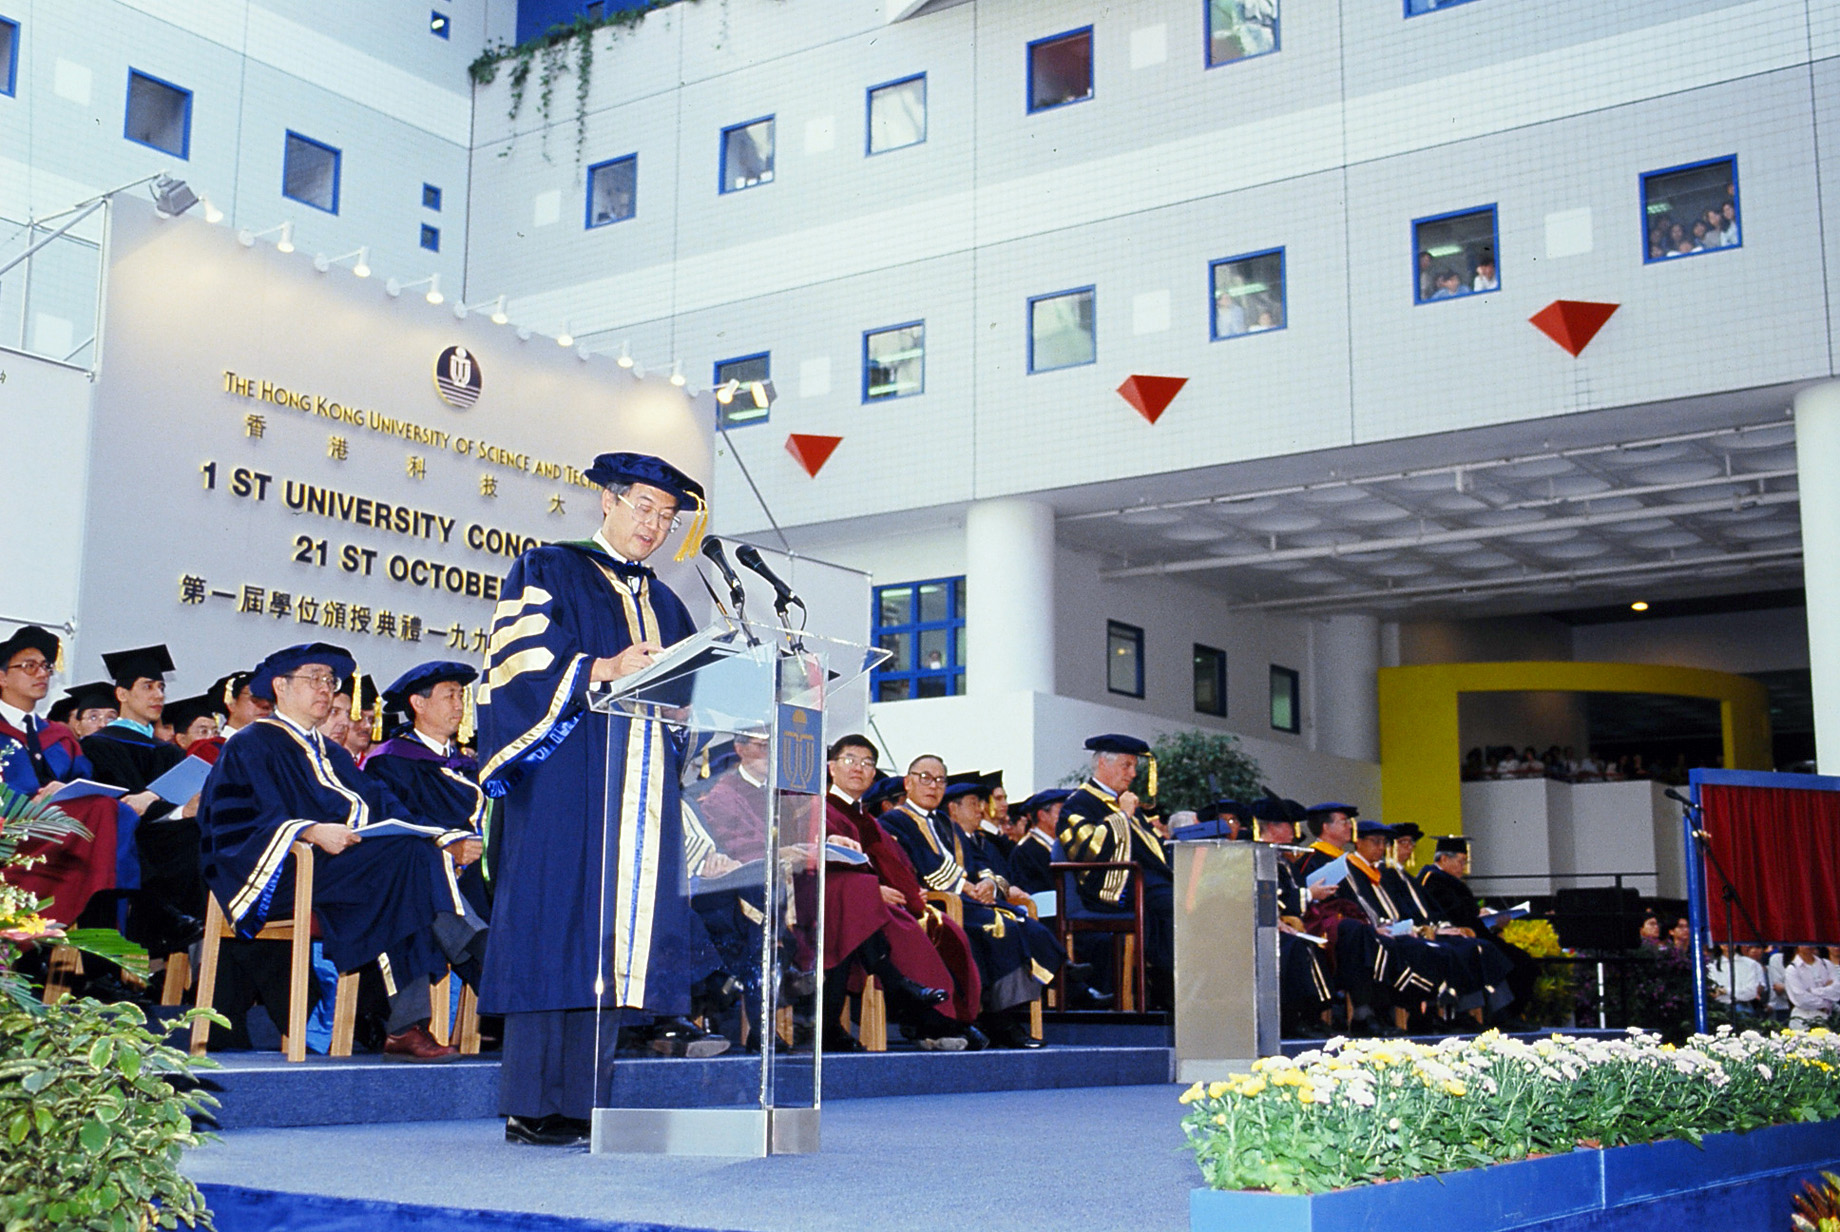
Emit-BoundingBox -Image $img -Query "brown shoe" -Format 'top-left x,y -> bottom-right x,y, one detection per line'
384,1023 -> 460,1063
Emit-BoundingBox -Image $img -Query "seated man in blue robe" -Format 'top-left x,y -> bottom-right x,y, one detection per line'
196,641 -> 487,1062
364,660 -> 491,921
477,451 -> 728,1149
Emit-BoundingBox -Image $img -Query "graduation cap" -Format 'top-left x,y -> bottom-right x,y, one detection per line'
1084,733 -> 1157,797
1434,835 -> 1471,856
59,681 -> 118,717
1354,819 -> 1395,840
383,660 -> 478,704
1214,799 -> 1254,823
861,776 -> 906,809
101,644 -> 174,689
978,770 -> 1004,792
945,771 -> 982,788
1305,801 -> 1359,818
250,642 -> 356,702
165,693 -> 220,735
583,451 -> 709,562
0,625 -> 59,670
1389,822 -> 1424,842
942,780 -> 990,804
209,671 -> 256,716
45,696 -> 76,724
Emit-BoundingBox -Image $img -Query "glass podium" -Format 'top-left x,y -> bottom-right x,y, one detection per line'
583,616 -> 887,1155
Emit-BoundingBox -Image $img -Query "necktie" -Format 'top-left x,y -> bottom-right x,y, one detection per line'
21,716 -> 55,787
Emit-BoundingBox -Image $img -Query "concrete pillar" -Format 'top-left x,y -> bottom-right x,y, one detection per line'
1311,613 -> 1381,763
1796,383 -> 1840,771
965,498 -> 1055,696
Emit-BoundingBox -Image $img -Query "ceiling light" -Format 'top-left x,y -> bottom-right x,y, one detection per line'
386,273 -> 442,304
237,221 -> 292,249
275,222 -> 294,253
1630,600 -> 1649,612
557,329 -> 574,348
490,295 -> 508,325
669,360 -> 685,387
150,174 -> 200,217
616,340 -> 633,368
714,379 -> 739,405
199,193 -> 224,224
314,247 -> 369,276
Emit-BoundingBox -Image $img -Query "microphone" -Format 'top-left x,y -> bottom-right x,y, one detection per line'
700,537 -> 747,612
734,544 -> 803,612
1664,788 -> 1695,807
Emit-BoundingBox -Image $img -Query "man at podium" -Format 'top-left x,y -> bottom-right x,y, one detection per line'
478,452 -> 728,1148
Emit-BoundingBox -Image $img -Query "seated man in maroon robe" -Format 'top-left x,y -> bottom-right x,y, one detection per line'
824,733 -> 986,1051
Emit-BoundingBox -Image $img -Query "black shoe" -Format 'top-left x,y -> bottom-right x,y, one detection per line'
961,1023 -> 990,1051
648,1016 -> 732,1058
821,1030 -> 864,1053
1061,961 -> 1096,985
1066,984 -> 1115,1010
986,1016 -> 1044,1049
690,972 -> 742,1017
505,1114 -> 590,1147
887,975 -> 950,1006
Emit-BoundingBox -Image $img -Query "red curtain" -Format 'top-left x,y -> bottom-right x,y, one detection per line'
1699,784 -> 1840,944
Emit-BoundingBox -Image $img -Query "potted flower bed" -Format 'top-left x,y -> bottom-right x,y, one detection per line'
1183,1027 -> 1840,1232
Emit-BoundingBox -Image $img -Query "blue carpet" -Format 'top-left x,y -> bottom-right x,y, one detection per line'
185,1084 -> 1200,1232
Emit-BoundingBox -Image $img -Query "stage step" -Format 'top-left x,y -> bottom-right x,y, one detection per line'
198,1044 -> 1175,1130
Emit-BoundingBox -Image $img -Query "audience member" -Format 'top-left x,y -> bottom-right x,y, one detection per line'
1786,946 -> 1840,1026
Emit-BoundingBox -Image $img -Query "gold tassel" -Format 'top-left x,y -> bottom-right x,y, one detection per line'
457,684 -> 476,746
1146,754 -> 1158,800
350,665 -> 362,721
371,702 -> 384,742
672,499 -> 709,563
53,639 -> 65,677
221,677 -> 235,714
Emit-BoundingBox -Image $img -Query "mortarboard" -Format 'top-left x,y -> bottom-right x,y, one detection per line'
861,776 -> 906,808
101,644 -> 175,689
1389,822 -> 1424,842
250,642 -> 356,702
45,696 -> 76,724
164,693 -> 220,734
945,770 -> 981,788
942,780 -> 990,804
1355,819 -> 1395,840
1305,802 -> 1359,818
1084,733 -> 1151,756
0,625 -> 59,668
1434,835 -> 1471,856
60,681 -> 119,716
383,660 -> 477,703
977,770 -> 1004,792
209,671 -> 256,716
583,451 -> 708,561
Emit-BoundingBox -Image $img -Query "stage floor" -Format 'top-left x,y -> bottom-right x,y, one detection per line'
183,1083 -> 1199,1232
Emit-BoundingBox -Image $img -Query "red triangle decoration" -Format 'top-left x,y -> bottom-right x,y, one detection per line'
1529,300 -> 1620,357
785,433 -> 842,477
1116,374 -> 1188,425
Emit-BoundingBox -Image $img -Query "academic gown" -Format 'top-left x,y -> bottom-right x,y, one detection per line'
1337,857 -> 1510,1010
0,715 -> 137,923
1007,828 -> 1055,896
1417,864 -> 1537,1012
1055,780 -> 1176,970
879,801 -> 1059,1011
363,735 -> 491,920
1271,858 -> 1334,1021
820,791 -> 961,1007
196,717 -> 476,984
475,540 -> 720,1019
826,793 -> 980,1025
82,724 -> 200,917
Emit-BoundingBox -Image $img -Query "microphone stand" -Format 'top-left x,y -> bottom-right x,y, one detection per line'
1673,790 -> 1766,1033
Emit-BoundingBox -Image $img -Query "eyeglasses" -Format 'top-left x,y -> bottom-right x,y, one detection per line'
283,672 -> 343,692
616,493 -> 681,531
5,659 -> 52,676
908,772 -> 945,786
832,755 -> 876,770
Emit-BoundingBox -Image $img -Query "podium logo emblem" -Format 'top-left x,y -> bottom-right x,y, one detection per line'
776,704 -> 821,795
434,345 -> 482,408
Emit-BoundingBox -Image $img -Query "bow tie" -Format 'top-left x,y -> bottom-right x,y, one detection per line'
603,558 -> 653,582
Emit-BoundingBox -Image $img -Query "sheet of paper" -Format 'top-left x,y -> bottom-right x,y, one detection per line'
1305,855 -> 1347,888
48,778 -> 128,804
145,754 -> 213,805
1030,890 -> 1058,918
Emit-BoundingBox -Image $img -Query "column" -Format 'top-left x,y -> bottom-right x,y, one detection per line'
1796,382 -> 1840,772
965,497 -> 1055,696
1311,613 -> 1381,763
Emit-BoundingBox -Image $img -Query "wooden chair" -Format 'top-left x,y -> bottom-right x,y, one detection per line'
1047,860 -> 1146,1013
190,842 -> 358,1062
159,952 -> 191,1006
427,971 -> 481,1054
925,889 -> 1044,1042
41,944 -> 82,1004
841,975 -> 889,1052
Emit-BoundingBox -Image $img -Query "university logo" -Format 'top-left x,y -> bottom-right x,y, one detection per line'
434,345 -> 482,409
777,704 -> 821,795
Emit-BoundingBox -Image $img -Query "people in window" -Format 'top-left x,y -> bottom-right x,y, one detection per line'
1471,256 -> 1497,292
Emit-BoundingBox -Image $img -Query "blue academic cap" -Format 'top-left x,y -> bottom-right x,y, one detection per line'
1355,819 -> 1395,840
384,660 -> 478,702
862,776 -> 905,807
942,781 -> 989,803
1305,801 -> 1360,817
250,642 -> 356,702
1084,733 -> 1151,756
584,452 -> 706,507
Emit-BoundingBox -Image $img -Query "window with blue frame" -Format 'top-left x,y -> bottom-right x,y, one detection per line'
721,118 -> 774,193
867,74 -> 926,155
1413,205 -> 1496,303
1405,0 -> 1481,14
863,322 -> 924,401
873,577 -> 966,702
1194,645 -> 1227,717
1029,287 -> 1096,372
1270,664 -> 1300,733
586,155 -> 637,226
713,353 -> 771,428
283,131 -> 341,214
1028,27 -> 1092,112
423,183 -> 442,211
430,9 -> 450,37
0,17 -> 16,97
1207,0 -> 1277,67
1643,157 -> 1740,261
1108,621 -> 1144,698
125,70 -> 191,159
1211,248 -> 1285,339
420,224 -> 440,252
